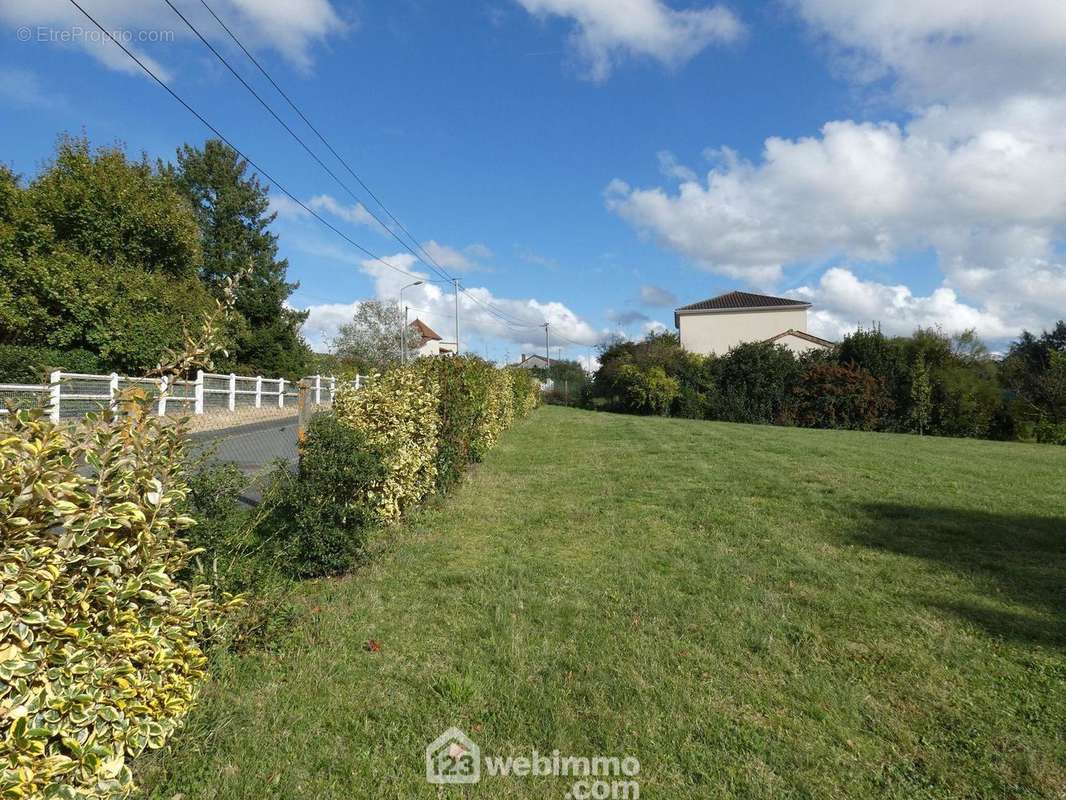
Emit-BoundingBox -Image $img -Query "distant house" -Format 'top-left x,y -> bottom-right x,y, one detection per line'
513,353 -> 551,370
674,291 -> 834,357
409,319 -> 456,358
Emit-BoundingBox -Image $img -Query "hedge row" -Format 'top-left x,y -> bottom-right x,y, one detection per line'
332,358 -> 540,523
0,402 -> 236,800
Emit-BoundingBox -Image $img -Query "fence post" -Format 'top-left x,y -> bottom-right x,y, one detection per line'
48,370 -> 62,423
228,373 -> 236,412
194,370 -> 204,415
297,379 -> 312,445
109,372 -> 119,412
330,376 -> 336,402
315,374 -> 322,405
278,378 -> 285,408
157,375 -> 169,417
355,374 -> 362,390
255,376 -> 263,408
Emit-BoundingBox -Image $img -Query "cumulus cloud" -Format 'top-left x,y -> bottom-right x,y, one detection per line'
794,267 -> 1014,341
790,0 -> 1066,105
297,252 -> 603,351
607,0 -> 1066,340
514,0 -> 744,81
1,0 -> 344,77
421,240 -> 493,272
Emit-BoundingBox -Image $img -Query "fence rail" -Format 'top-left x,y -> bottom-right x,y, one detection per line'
0,370 -> 365,422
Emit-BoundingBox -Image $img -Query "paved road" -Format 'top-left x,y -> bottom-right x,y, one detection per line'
190,415 -> 299,481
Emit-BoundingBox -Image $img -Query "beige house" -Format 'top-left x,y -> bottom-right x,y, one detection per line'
674,291 -> 834,357
513,353 -> 551,370
409,319 -> 456,358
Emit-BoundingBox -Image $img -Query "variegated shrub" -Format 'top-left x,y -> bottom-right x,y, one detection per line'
471,368 -> 516,461
0,401 -> 233,800
510,369 -> 541,419
332,369 -> 441,522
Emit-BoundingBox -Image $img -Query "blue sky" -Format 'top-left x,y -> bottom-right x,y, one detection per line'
3,0 -> 1065,363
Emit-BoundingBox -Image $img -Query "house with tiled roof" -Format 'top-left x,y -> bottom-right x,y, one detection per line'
409,318 -> 455,358
674,291 -> 834,356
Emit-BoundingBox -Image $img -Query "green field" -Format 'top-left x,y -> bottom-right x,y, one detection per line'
141,406 -> 1066,799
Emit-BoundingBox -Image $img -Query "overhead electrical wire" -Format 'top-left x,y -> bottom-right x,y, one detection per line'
64,0 -> 432,285
161,0 -> 455,286
195,0 -> 456,282
70,0 -> 598,355
182,0 -> 580,339
459,289 -> 546,329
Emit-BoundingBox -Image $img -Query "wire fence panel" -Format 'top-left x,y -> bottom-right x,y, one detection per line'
0,383 -> 48,415
1,370 -> 357,427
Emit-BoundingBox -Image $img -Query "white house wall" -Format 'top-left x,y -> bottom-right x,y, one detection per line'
679,307 -> 809,356
770,332 -> 830,356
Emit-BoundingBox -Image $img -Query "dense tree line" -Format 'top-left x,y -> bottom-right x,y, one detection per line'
590,325 -> 1066,445
0,134 -> 310,381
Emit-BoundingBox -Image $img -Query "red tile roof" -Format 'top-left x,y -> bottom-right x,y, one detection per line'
409,318 -> 441,341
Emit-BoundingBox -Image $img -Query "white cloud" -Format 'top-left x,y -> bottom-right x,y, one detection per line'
514,0 -> 744,81
1,0 -> 343,77
421,240 -> 492,272
464,243 -> 494,260
790,0 -> 1066,105
607,0 -> 1066,340
794,267 -> 1014,341
657,150 -> 697,183
268,193 -> 311,220
297,252 -> 603,351
307,194 -> 387,233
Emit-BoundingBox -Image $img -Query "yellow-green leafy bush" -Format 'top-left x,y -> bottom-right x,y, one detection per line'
410,357 -> 494,491
0,404 -> 232,800
471,368 -> 515,461
510,369 -> 541,419
332,369 -> 441,522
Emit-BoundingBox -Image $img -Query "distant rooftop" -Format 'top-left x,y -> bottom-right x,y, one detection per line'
676,291 -> 811,313
409,318 -> 441,341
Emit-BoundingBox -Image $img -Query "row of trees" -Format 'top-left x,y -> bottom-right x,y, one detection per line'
0,134 -> 311,381
590,324 -> 1066,445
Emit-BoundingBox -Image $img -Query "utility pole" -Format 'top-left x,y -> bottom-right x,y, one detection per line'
399,280 -> 423,366
453,278 -> 460,356
543,323 -> 551,370
403,304 -> 409,364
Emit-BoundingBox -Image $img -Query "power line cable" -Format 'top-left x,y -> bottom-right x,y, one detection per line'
66,0 -> 431,285
161,0 -> 455,286
463,294 -> 545,330
459,287 -> 546,329
196,0 -> 453,279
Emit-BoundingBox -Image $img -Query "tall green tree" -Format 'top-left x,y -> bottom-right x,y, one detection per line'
169,140 -> 310,378
909,351 -> 932,435
0,135 -> 215,375
1002,321 -> 1066,425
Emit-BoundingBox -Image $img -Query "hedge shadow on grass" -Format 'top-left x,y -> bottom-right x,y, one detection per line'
851,503 -> 1066,650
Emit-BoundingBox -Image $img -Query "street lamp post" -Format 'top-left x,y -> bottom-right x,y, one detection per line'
399,280 -> 424,365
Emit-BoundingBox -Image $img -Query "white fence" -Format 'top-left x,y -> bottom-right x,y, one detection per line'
0,370 -> 365,422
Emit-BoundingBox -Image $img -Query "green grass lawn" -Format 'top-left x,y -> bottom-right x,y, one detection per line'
141,406 -> 1066,799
